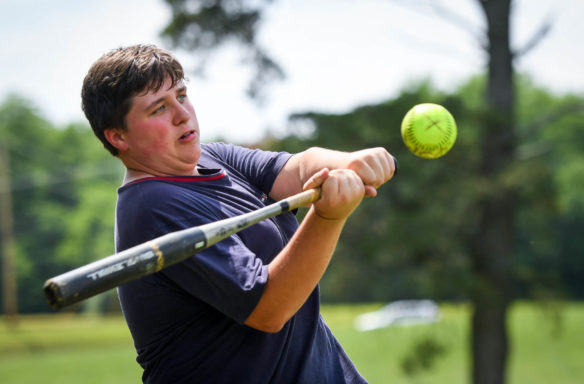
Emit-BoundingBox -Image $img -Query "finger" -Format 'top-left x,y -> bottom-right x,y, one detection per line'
328,168 -> 371,198
363,153 -> 390,188
367,150 -> 394,187
364,185 -> 377,197
303,168 -> 330,191
375,154 -> 391,187
361,157 -> 380,188
338,169 -> 367,198
377,152 -> 397,183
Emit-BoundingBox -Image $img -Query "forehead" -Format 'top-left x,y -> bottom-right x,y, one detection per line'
140,77 -> 184,97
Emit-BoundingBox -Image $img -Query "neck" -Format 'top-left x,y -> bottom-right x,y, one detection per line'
122,167 -> 199,185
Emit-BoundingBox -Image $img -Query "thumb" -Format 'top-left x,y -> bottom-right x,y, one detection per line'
303,168 -> 330,191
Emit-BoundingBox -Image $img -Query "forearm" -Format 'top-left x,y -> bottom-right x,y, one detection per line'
296,147 -> 352,184
244,207 -> 346,333
270,146 -> 394,201
270,147 -> 350,200
246,166 -> 373,333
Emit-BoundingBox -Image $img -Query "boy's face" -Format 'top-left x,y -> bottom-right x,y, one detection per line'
108,77 -> 201,176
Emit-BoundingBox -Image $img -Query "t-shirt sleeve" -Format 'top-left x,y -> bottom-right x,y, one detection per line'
202,142 -> 292,194
116,182 -> 269,324
161,219 -> 268,324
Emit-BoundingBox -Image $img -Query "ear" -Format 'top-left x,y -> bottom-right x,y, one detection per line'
104,128 -> 129,152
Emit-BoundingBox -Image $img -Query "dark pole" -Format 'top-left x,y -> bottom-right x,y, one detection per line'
471,0 -> 515,383
0,142 -> 18,326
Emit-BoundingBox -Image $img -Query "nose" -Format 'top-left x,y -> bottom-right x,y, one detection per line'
172,101 -> 191,126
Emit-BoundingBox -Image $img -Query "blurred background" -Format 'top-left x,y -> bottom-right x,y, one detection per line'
1,0 -> 582,383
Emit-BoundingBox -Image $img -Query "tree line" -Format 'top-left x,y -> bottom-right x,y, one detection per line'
0,74 -> 582,315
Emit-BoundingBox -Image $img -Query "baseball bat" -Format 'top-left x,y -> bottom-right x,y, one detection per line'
44,188 -> 321,310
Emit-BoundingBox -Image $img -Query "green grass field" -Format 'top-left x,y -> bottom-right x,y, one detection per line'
0,302 -> 581,383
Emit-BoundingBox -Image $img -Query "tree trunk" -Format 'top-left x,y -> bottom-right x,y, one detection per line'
471,1 -> 515,383
0,143 -> 18,326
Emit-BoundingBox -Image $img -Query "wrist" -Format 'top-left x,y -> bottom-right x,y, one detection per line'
309,207 -> 348,224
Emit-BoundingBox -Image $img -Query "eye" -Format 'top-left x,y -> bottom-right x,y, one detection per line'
151,104 -> 165,115
177,94 -> 187,102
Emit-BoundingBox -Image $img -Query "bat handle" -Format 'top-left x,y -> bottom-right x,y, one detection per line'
287,188 -> 321,208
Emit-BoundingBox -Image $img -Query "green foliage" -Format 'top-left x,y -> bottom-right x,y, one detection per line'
270,77 -> 584,303
162,0 -> 266,48
510,76 -> 584,300
271,81 -> 475,302
1,73 -> 583,313
400,335 -> 448,376
0,96 -> 123,313
161,0 -> 283,99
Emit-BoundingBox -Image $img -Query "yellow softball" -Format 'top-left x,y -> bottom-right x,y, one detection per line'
401,103 -> 457,159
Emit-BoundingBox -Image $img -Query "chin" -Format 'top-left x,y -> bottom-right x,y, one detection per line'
185,153 -> 202,170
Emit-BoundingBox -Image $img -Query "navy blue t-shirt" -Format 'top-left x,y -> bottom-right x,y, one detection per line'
115,142 -> 367,383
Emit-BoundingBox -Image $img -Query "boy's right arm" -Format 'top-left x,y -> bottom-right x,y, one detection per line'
244,168 -> 364,333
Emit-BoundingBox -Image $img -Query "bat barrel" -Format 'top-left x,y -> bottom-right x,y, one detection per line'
43,228 -> 207,310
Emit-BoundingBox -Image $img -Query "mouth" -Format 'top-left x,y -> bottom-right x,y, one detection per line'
178,130 -> 196,141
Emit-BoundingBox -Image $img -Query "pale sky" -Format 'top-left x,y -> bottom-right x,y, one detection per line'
1,0 -> 582,143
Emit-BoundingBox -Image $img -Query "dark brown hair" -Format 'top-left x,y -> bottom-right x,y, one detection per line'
81,44 -> 185,155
